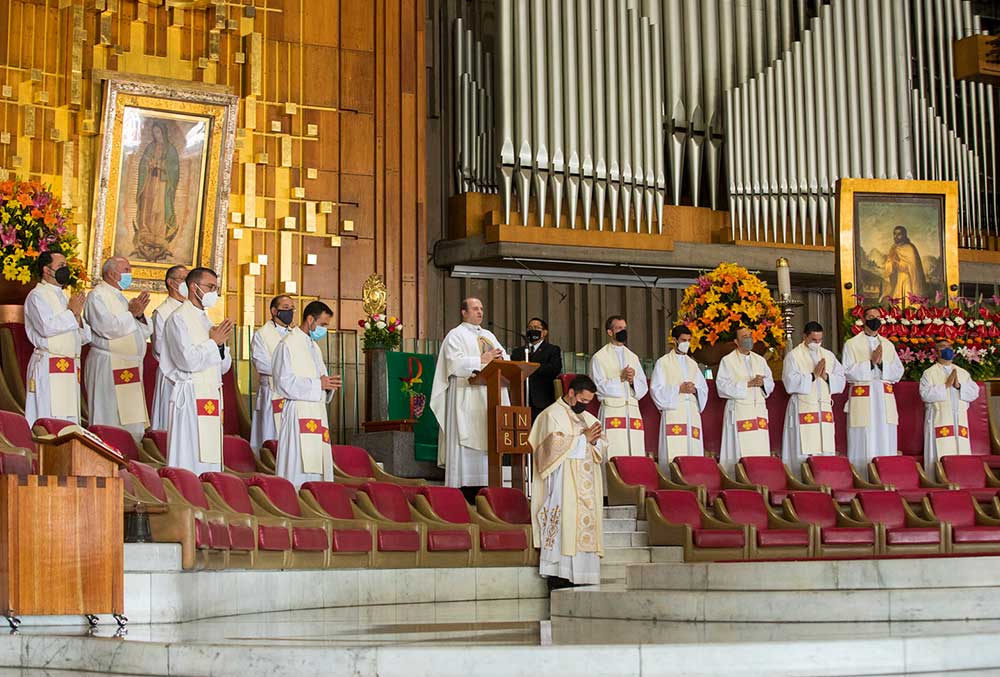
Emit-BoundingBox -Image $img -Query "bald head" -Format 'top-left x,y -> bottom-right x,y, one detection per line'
102,256 -> 132,289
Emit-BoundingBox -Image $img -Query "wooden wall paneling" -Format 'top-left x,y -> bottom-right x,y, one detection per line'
384,0 -> 401,319
302,0 -> 340,48
302,45 -> 339,108
416,0 -> 427,338
340,49 -> 374,114
342,0 -> 376,53
373,0 -> 385,285
339,113 -> 375,175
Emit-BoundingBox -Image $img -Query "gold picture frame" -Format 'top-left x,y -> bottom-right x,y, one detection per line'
90,74 -> 238,291
835,178 -> 960,313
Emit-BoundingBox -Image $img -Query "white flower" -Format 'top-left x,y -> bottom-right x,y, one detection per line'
901,319 -> 911,326
376,321 -> 386,329
854,319 -> 863,326
955,317 -> 966,325
885,316 -> 897,324
923,318 -> 932,324
945,320 -> 954,327
932,318 -> 944,325
988,321 -> 995,327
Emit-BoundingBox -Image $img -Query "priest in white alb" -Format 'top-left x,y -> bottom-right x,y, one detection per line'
250,295 -> 295,451
83,256 -> 152,440
271,301 -> 340,488
716,326 -> 775,473
24,251 -> 91,426
781,322 -> 846,475
530,374 -> 605,589
919,339 -> 980,475
150,265 -> 187,430
163,268 -> 233,476
842,306 -> 904,474
588,315 -> 647,459
430,297 -> 509,499
649,324 -> 708,468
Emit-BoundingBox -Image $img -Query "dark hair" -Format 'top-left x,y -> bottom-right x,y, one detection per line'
528,317 -> 548,331
36,250 -> 61,276
165,265 -> 186,284
671,324 -> 691,340
605,315 -> 625,331
568,375 -> 597,395
803,321 -> 824,335
862,305 -> 882,316
185,267 -> 217,286
302,300 -> 333,322
270,295 -> 292,310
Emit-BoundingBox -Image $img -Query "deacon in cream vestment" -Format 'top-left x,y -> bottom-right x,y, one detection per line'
716,340 -> 775,474
649,332 -> 707,468
83,258 -> 152,441
150,265 -> 187,430
589,318 -> 648,460
920,345 -> 980,475
163,269 -> 232,476
250,296 -> 295,452
841,309 -> 903,473
530,384 -> 605,586
24,263 -> 91,426
781,326 -> 846,476
430,298 -> 509,488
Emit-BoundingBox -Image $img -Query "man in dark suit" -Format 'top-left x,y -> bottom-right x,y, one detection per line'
510,317 -> 563,421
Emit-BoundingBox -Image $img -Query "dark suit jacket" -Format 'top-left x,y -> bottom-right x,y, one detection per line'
511,340 -> 563,413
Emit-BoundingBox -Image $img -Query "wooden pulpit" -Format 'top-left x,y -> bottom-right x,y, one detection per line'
0,426 -> 126,626
469,359 -> 538,491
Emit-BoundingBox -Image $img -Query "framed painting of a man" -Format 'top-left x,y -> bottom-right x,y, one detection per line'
835,178 -> 959,312
91,74 -> 237,291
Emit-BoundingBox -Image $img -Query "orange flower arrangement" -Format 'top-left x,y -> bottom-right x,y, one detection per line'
678,262 -> 785,352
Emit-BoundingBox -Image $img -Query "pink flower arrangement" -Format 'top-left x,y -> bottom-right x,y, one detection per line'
359,313 -> 402,351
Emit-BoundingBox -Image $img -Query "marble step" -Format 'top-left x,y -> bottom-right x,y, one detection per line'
602,547 -> 652,564
602,505 -> 637,520
603,531 -> 649,547
602,518 -> 639,532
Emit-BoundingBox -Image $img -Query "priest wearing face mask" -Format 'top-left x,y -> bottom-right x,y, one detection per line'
83,256 -> 152,440
588,315 -> 648,459
716,326 -> 775,473
510,317 -> 562,420
24,251 -> 91,426
249,295 -> 296,451
842,306 -> 903,473
781,322 -> 846,476
271,301 -> 341,487
649,325 -> 708,468
163,267 -> 234,475
529,374 -> 605,589
920,340 -> 980,476
150,265 -> 188,430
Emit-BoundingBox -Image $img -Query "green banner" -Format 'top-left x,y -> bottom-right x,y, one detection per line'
386,351 -> 439,462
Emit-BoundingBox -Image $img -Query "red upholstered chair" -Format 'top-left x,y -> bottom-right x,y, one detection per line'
414,486 -> 531,566
645,490 -> 747,561
221,367 -> 252,438
735,456 -> 827,507
330,445 -> 425,496
31,417 -> 73,437
351,482 -> 424,567
142,347 -> 157,419
670,456 -> 755,504
0,448 -> 32,475
127,461 -> 226,569
637,392 -> 661,459
765,383 -> 791,455
259,439 -> 278,472
782,491 -> 876,558
0,323 -> 33,407
700,382 -> 726,459
852,490 -> 946,556
924,490 -> 1000,554
476,487 -> 530,526
89,424 -> 142,463
223,435 -> 272,477
801,456 -> 889,504
158,466 -> 256,568
895,380 -> 927,460
936,456 -> 1000,504
608,455 -> 702,518
869,455 -> 955,503
244,474 -> 334,568
713,489 -> 812,559
400,486 -> 475,567
0,410 -> 38,463
199,471 -> 293,569
967,382 -> 1000,469
295,481 -> 376,567
140,430 -> 168,466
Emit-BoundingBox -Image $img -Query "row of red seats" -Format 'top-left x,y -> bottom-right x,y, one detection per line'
124,460 -> 536,570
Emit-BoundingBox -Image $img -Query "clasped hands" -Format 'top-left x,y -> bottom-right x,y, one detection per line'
945,369 -> 960,390
584,422 -> 602,445
480,348 -> 503,366
746,374 -> 765,388
620,366 -> 636,385
208,318 -> 235,346
812,358 -> 828,380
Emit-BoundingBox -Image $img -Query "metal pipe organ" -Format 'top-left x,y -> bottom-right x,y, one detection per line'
456,0 -> 998,248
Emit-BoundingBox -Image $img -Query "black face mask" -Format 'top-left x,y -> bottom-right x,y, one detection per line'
526,329 -> 542,343
865,318 -> 882,332
53,266 -> 71,287
276,309 -> 295,326
571,401 -> 588,414
614,329 -> 628,343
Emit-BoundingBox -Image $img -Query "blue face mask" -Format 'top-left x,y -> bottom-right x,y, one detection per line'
940,347 -> 955,361
309,325 -> 328,341
118,272 -> 133,290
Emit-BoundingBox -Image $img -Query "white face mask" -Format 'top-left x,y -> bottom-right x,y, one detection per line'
676,341 -> 690,354
196,284 -> 219,309
807,341 -> 821,352
176,281 -> 188,298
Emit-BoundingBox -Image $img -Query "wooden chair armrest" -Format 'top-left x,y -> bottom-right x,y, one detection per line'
254,458 -> 274,474
973,502 -> 1000,526
984,465 -> 1000,488
903,499 -> 938,527
409,501 -> 478,537
371,463 -> 426,486
866,463 -> 883,486
644,498 -> 689,546
332,471 -> 369,487
139,438 -> 166,465
720,472 -> 756,491
223,466 -> 257,480
917,463 -> 951,488
247,485 -> 304,521
835,511 -> 873,528
851,466 -> 886,489
766,506 -> 804,529
473,495 -> 510,526
710,498 -> 742,527
785,468 -> 828,493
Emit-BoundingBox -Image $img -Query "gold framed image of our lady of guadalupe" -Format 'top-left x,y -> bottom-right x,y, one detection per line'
90,74 -> 238,291
835,178 -> 960,314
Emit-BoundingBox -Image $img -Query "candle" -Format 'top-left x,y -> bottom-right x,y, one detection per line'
776,257 -> 791,300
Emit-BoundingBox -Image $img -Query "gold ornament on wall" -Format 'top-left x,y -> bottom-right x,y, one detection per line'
362,273 -> 387,316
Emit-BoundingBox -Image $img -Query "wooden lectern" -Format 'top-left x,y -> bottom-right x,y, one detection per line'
469,359 -> 538,491
0,427 -> 126,627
